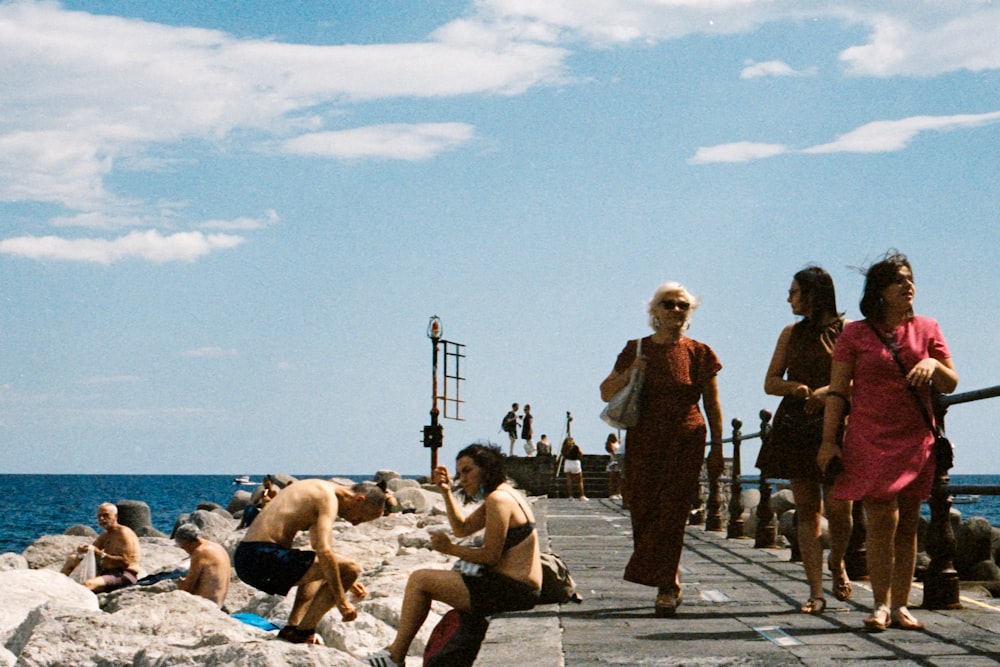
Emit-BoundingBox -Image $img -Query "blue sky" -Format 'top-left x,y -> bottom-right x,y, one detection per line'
1,0 -> 997,476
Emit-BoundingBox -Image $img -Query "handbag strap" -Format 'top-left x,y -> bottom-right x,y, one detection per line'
864,320 -> 939,436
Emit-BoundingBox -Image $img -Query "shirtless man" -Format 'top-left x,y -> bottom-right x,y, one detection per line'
174,523 -> 231,609
61,502 -> 141,593
234,478 -> 385,645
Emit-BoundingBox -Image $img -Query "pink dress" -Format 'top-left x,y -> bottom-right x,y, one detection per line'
832,316 -> 951,501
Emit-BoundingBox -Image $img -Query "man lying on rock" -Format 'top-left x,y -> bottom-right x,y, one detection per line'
234,478 -> 386,645
61,502 -> 141,593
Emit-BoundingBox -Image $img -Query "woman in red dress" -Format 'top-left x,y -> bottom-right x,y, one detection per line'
600,281 -> 723,617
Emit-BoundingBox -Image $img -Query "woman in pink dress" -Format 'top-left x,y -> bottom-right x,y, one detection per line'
818,252 -> 958,631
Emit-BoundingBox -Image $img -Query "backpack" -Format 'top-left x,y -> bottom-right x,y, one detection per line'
538,551 -> 583,605
501,412 -> 517,434
423,609 -> 490,667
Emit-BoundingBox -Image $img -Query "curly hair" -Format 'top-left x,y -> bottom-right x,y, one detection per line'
455,443 -> 507,500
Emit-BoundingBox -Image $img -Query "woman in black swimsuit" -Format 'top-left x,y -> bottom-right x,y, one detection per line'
369,443 -> 542,667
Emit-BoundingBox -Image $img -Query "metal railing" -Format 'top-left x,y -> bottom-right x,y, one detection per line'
701,384 -> 999,609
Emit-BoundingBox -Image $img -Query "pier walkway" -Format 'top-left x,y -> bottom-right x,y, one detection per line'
474,497 -> 1000,667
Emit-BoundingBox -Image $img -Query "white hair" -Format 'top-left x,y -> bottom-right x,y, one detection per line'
647,281 -> 700,330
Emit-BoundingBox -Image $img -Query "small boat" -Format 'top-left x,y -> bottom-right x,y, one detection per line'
232,475 -> 255,485
951,494 -> 980,504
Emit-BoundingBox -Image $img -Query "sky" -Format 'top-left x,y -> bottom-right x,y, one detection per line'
0,0 -> 997,477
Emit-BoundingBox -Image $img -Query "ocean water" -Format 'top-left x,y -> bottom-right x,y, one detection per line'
0,473 -> 380,555
1,474 -> 998,555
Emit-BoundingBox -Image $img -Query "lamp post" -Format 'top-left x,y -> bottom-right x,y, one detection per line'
424,316 -> 444,475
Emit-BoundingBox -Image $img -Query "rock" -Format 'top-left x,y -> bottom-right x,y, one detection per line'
22,535 -> 90,570
64,524 -> 98,538
270,473 -> 297,489
955,517 -> 995,577
226,490 -> 252,515
172,509 -> 238,544
0,553 -> 27,571
0,569 -> 99,644
387,478 -> 420,492
778,509 -> 797,544
8,591 -> 366,666
771,488 -> 796,516
196,502 -> 227,514
374,470 -> 402,486
965,559 -> 1000,583
116,500 -> 154,533
393,487 -> 435,514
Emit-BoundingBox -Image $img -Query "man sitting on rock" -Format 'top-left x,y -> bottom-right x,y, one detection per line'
174,523 -> 232,609
61,502 -> 141,593
234,478 -> 385,645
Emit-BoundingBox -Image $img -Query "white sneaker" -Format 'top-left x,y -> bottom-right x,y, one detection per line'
366,650 -> 402,667
580,496 -> 589,502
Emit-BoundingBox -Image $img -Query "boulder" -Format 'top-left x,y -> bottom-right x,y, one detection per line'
0,553 -> 27,571
374,470 -> 402,486
964,559 -> 1000,583
0,569 -> 99,644
771,488 -> 796,516
226,490 -> 252,515
64,524 -> 98,538
387,478 -> 421,493
393,487 -> 435,514
955,517 -> 995,577
172,509 -> 238,544
116,500 -> 155,535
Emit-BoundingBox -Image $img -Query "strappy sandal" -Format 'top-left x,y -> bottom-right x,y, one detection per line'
367,649 -> 404,667
800,597 -> 826,615
863,604 -> 892,632
828,557 -> 852,601
891,606 -> 925,630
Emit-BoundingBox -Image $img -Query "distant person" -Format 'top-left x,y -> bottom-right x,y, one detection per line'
234,478 -> 386,644
560,437 -> 587,501
818,251 -> 957,632
760,266 -> 852,614
521,404 -> 535,455
367,444 -> 540,667
61,502 -> 141,593
240,475 -> 282,528
174,523 -> 232,609
600,281 -> 723,617
605,433 -> 622,501
501,403 -> 520,456
536,434 -> 552,456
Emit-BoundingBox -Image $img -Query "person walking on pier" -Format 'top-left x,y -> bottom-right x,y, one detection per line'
560,436 -> 587,500
760,266 -> 853,614
501,403 -> 520,456
521,404 -> 535,455
605,433 -> 623,501
600,281 -> 724,617
818,251 -> 958,632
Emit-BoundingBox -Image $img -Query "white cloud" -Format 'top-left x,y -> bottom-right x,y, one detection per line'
689,141 -> 788,164
180,347 -> 240,359
197,210 -> 280,231
0,229 -> 244,264
692,111 -> 1000,163
804,112 -> 1000,154
281,123 -> 476,161
740,60 -> 812,79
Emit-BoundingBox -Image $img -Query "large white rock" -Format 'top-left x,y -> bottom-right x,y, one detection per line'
0,569 -> 99,643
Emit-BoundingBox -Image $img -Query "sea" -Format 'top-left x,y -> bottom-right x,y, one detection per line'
2,474 -> 999,555
0,473 -> 392,555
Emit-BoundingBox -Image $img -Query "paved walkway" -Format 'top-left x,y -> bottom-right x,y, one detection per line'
476,497 -> 1000,667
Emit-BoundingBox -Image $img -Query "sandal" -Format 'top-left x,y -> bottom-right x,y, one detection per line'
863,604 -> 892,632
800,597 -> 826,615
829,557 -> 852,601
278,625 -> 322,644
891,606 -> 925,630
367,649 -> 404,667
654,589 -> 682,617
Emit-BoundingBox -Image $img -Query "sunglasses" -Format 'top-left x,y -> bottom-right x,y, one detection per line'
659,299 -> 690,312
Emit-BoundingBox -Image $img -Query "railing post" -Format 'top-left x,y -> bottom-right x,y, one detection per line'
922,398 -> 961,609
727,418 -> 745,538
754,410 -> 777,548
705,423 -> 725,532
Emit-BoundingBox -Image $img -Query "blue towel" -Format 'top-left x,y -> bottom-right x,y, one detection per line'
231,612 -> 280,631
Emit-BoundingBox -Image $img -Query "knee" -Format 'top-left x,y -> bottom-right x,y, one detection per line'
340,559 -> 361,584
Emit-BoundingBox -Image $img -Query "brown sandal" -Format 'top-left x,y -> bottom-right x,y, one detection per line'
891,606 -> 925,630
800,597 -> 826,615
828,557 -> 852,601
863,605 -> 892,632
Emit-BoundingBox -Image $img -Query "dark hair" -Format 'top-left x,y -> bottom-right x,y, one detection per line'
456,443 -> 507,498
351,481 -> 387,513
793,265 -> 839,323
859,251 -> 913,321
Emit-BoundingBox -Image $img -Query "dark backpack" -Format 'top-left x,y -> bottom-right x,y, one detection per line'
423,609 -> 490,667
501,413 -> 517,434
538,551 -> 583,605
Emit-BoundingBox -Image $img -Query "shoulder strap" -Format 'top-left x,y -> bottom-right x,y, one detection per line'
865,320 -> 938,435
